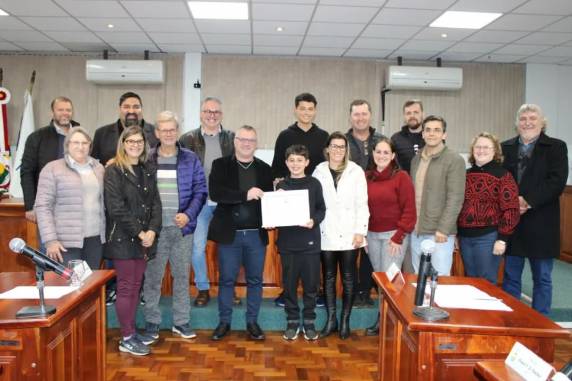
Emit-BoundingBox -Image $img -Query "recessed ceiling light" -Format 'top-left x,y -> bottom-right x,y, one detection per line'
430,11 -> 502,29
0,8 -> 9,16
276,26 -> 283,32
441,33 -> 447,38
107,24 -> 114,29
188,1 -> 248,20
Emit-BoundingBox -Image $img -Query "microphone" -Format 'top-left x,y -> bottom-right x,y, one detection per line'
414,239 -> 436,306
9,238 -> 73,280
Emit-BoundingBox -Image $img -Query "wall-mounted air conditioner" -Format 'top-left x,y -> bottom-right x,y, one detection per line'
386,66 -> 463,91
86,60 -> 164,84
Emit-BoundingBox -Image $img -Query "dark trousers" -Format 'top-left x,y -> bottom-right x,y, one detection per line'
217,230 -> 266,324
503,255 -> 553,316
355,248 -> 374,294
281,253 -> 320,322
63,236 -> 103,271
113,258 -> 146,338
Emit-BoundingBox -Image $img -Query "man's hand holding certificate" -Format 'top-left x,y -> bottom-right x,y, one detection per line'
261,189 -> 310,228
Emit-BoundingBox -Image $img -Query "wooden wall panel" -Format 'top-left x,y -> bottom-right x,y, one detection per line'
202,56 -> 525,153
202,55 -> 382,148
0,53 -> 184,143
383,63 -> 525,152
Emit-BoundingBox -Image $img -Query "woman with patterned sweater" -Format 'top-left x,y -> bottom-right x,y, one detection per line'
457,132 -> 520,285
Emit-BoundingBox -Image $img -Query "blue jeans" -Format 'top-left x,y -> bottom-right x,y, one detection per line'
459,231 -> 500,285
411,233 -> 456,276
503,256 -> 553,316
191,203 -> 215,291
217,230 -> 266,324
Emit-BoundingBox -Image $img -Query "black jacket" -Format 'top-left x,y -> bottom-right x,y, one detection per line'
502,133 -> 568,259
271,123 -> 329,179
345,127 -> 386,170
178,126 -> 235,165
208,155 -> 273,244
276,176 -> 326,254
92,120 -> 157,166
20,120 -> 80,210
103,162 -> 162,260
390,126 -> 425,174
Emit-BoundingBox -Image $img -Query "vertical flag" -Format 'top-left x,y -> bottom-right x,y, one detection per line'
9,89 -> 35,198
0,87 -> 10,194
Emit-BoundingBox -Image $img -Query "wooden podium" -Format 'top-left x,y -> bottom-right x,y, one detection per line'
373,272 -> 570,381
0,270 -> 114,381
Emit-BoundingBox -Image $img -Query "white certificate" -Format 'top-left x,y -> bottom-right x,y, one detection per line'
261,190 -> 310,228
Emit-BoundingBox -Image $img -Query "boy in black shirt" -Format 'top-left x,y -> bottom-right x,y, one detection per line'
276,145 -> 326,341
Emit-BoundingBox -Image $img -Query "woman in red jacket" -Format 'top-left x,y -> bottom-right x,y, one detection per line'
364,137 -> 416,336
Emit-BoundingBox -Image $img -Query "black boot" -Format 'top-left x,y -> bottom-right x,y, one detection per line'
339,266 -> 354,340
365,313 -> 379,336
320,257 -> 338,338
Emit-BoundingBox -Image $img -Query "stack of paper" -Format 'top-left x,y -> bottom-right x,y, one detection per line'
413,284 -> 512,311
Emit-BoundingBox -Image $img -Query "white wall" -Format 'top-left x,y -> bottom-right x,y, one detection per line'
526,64 -> 572,184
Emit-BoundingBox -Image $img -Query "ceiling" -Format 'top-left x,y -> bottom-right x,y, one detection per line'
1,0 -> 572,64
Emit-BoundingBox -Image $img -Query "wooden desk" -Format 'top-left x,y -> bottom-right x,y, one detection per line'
0,270 -> 114,381
0,197 -> 37,273
474,360 -> 564,381
374,273 -> 570,381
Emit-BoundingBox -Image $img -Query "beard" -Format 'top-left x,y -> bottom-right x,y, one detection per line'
124,113 -> 140,127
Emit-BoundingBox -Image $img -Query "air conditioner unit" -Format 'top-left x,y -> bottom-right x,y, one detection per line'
86,60 -> 164,84
386,66 -> 463,91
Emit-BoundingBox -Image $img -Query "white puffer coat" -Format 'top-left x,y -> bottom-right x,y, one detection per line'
312,161 -> 369,251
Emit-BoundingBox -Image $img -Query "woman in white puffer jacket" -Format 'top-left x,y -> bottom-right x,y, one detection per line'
312,131 -> 369,340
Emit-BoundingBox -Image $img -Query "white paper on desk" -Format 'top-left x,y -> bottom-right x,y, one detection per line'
410,284 -> 513,311
0,286 -> 77,299
261,190 -> 310,228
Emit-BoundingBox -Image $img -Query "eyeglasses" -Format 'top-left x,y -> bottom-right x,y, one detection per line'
69,141 -> 90,147
329,144 -> 346,151
235,137 -> 257,144
201,110 -> 222,115
125,139 -> 145,146
474,146 -> 493,151
157,128 -> 177,135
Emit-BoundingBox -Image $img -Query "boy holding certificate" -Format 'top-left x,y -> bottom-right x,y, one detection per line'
276,145 -> 326,341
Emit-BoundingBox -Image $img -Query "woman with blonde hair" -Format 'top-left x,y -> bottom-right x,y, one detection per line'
312,131 -> 369,339
104,125 -> 162,356
457,132 -> 520,284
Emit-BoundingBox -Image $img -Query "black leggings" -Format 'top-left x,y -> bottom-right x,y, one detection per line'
321,250 -> 357,312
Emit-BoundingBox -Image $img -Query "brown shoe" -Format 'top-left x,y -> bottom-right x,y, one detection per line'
233,292 -> 242,306
194,290 -> 210,307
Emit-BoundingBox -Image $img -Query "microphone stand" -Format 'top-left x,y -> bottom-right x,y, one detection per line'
413,269 -> 449,322
16,266 -> 57,318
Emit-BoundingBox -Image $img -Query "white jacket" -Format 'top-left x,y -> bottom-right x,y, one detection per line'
313,161 -> 369,251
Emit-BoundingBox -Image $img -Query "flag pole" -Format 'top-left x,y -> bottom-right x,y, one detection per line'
28,70 -> 36,96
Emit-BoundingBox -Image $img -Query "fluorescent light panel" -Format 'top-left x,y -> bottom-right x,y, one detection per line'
0,8 -> 9,16
430,11 -> 502,29
188,1 -> 248,20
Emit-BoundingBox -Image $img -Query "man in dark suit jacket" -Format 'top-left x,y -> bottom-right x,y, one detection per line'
501,103 -> 568,316
208,125 -> 273,341
20,96 -> 79,222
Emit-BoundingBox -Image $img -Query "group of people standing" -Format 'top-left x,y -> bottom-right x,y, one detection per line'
20,90 -> 568,356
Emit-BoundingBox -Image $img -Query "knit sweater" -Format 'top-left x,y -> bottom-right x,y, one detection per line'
366,161 -> 416,244
276,176 -> 326,254
457,161 -> 520,241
